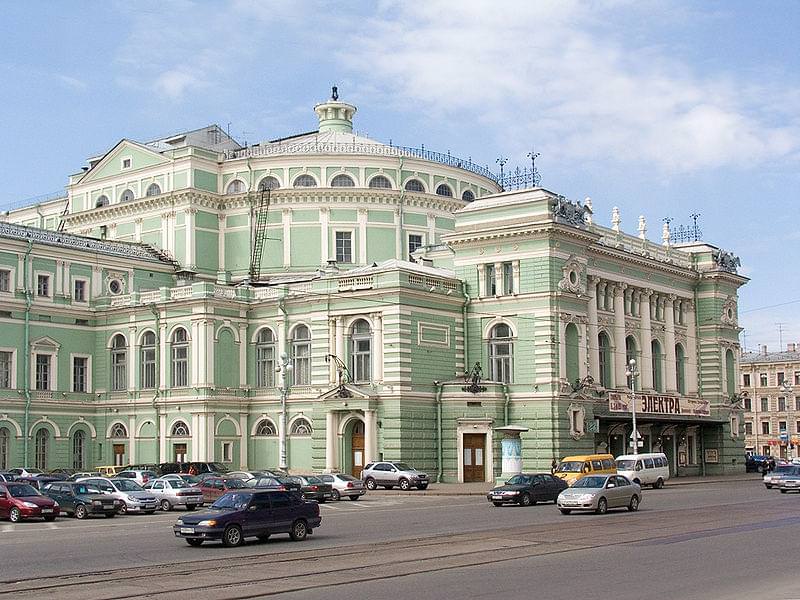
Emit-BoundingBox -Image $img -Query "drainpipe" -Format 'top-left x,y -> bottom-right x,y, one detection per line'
149,304 -> 161,461
434,381 -> 444,483
22,240 -> 33,467
502,383 -> 511,427
462,290 -> 471,369
278,290 -> 289,471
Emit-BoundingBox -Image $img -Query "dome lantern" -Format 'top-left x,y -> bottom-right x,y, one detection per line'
314,86 -> 357,134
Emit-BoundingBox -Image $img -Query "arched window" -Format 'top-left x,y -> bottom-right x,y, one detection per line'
110,334 -> 127,391
95,195 -> 109,208
171,328 -> 189,387
331,174 -> 355,187
368,175 -> 392,189
255,419 -> 277,436
435,183 -> 453,197
226,179 -> 246,194
725,348 -> 736,397
140,331 -> 157,389
461,189 -> 475,201
145,183 -> 161,197
488,323 -> 513,383
350,319 -> 372,383
292,325 -> 311,385
404,179 -> 425,193
0,427 -> 9,470
626,336 -> 638,388
110,422 -> 128,438
171,421 -> 189,437
651,339 -> 664,392
598,332 -> 612,388
34,428 -> 49,470
293,174 -> 317,188
72,430 -> 85,470
676,344 -> 687,395
256,328 -> 276,388
290,418 -> 313,436
257,176 -> 280,191
119,189 -> 134,202
564,323 -> 579,385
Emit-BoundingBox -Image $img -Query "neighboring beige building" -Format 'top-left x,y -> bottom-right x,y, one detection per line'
740,344 -> 800,458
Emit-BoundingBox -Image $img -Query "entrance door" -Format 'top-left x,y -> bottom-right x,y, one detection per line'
463,434 -> 486,482
113,444 -> 126,466
173,443 -> 187,463
662,435 -> 675,476
351,421 -> 365,478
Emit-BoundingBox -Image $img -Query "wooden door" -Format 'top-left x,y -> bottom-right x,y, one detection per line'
351,421 -> 365,478
173,443 -> 187,463
113,444 -> 126,466
462,434 -> 486,482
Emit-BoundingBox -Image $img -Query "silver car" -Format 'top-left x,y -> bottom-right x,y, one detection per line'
763,465 -> 798,489
778,471 -> 800,493
361,462 -> 430,491
319,473 -> 366,500
143,478 -> 204,511
557,474 -> 642,515
77,477 -> 158,514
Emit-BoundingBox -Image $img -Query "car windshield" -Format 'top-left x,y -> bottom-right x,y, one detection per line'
571,476 -> 606,489
211,492 -> 252,510
556,461 -> 584,473
338,474 -> 358,482
393,463 -> 413,471
7,484 -> 40,497
74,484 -> 101,494
168,480 -> 191,489
305,476 -> 322,484
505,475 -> 531,485
616,460 -> 636,470
776,465 -> 795,473
27,469 -> 44,474
112,479 -> 144,491
224,479 -> 247,489
249,477 -> 279,488
209,463 -> 229,473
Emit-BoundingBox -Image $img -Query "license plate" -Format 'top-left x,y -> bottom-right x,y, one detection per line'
492,495 -> 504,500
41,508 -> 53,514
180,527 -> 194,534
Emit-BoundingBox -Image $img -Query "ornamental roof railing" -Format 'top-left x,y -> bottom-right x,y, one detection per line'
0,189 -> 67,212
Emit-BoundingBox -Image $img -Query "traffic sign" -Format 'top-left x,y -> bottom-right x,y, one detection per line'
780,432 -> 789,443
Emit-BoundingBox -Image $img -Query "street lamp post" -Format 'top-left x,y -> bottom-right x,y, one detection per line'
781,382 -> 794,460
625,358 -> 640,456
276,353 -> 293,471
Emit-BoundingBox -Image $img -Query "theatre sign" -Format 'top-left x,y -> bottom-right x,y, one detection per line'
608,392 -> 710,417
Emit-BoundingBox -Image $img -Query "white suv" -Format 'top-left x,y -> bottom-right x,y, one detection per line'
361,462 -> 430,491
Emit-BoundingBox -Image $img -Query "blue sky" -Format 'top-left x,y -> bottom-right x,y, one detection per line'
1,1 -> 798,351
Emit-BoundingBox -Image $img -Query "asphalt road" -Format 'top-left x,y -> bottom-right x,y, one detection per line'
1,480 -> 796,599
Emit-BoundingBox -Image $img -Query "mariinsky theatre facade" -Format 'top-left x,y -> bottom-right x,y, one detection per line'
0,91 -> 747,481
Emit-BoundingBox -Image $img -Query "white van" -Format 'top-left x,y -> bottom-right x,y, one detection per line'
615,453 -> 670,489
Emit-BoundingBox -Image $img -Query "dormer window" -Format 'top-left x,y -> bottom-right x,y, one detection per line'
121,157 -> 132,170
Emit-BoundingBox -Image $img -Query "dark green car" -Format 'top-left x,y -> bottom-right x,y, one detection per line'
42,482 -> 120,519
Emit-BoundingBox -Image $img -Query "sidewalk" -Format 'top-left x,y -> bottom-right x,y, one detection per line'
376,473 -> 763,496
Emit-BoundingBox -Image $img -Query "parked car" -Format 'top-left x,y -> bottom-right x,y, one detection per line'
41,481 -> 120,518
0,482 -> 60,522
0,472 -> 16,482
15,474 -> 66,490
9,468 -> 44,478
115,470 -> 159,485
778,471 -> 800,493
318,473 -> 366,501
615,453 -> 670,489
557,474 -> 641,515
746,454 -> 775,473
126,464 -> 162,476
173,490 -> 322,547
487,473 -> 568,507
197,477 -> 248,503
161,473 -> 202,486
49,468 -> 78,476
245,476 -> 291,490
284,475 -> 333,502
143,478 -> 204,511
68,471 -> 102,480
228,470 -> 283,480
764,465 -> 799,489
361,462 -> 430,490
77,477 -> 158,514
158,462 -> 230,476
95,465 -> 128,477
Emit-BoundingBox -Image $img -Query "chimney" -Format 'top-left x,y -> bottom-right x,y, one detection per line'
762,345 -> 768,356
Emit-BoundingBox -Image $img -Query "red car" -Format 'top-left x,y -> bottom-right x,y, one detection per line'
197,477 -> 248,503
0,482 -> 60,522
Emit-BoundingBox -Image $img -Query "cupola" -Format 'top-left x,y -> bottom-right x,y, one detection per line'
314,86 -> 357,134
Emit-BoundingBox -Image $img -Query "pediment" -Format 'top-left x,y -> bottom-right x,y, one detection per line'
31,336 -> 61,350
79,139 -> 171,184
318,384 -> 375,400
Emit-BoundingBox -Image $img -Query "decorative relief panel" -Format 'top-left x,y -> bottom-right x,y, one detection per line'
558,255 -> 586,295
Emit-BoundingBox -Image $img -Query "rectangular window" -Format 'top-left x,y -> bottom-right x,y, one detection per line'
141,347 -> 156,389
73,280 -> 86,302
779,421 -> 787,433
762,421 -> 770,435
222,442 -> 233,463
779,397 -> 787,412
408,234 -> 423,260
742,374 -> 751,387
256,346 -> 275,387
778,372 -> 785,386
502,262 -> 513,295
484,264 -> 496,296
171,345 -> 188,387
745,422 -> 753,435
121,157 -> 131,169
744,397 -> 752,411
796,421 -> 800,434
0,351 -> 11,388
72,357 -> 88,392
795,372 -> 800,386
760,373 -> 768,386
335,231 -> 352,263
796,396 -> 800,411
112,351 -> 126,391
0,269 -> 10,293
35,354 -> 50,390
761,397 -> 769,412
37,275 -> 50,297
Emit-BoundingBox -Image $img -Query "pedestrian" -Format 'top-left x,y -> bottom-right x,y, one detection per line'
550,458 -> 558,474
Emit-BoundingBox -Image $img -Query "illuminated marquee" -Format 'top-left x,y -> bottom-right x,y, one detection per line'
608,392 -> 710,417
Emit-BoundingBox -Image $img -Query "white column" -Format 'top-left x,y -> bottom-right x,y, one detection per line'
373,313 -> 383,382
477,265 -> 486,298
190,320 -> 199,386
159,414 -> 167,462
206,320 -> 215,387
685,300 -> 699,394
325,411 -> 338,472
335,318 -> 346,367
160,211 -> 169,252
16,252 -> 24,289
320,207 -> 330,264
364,410 -> 378,463
128,415 -> 136,464
587,277 -> 600,381
185,208 -> 196,269
63,261 -> 71,296
394,207 -> 402,260
192,414 -> 202,461
239,413 -> 249,469
92,265 -> 102,298
217,213 -> 226,272
640,290 -> 654,390
427,212 -> 436,245
238,323 -> 248,387
282,208 -> 291,267
159,322 -> 168,389
512,261 -> 520,295
329,318 -> 337,384
206,414 -> 215,462
613,283 -> 627,389
55,260 -> 63,296
665,295 -> 678,393
494,262 -> 503,296
358,208 -> 368,264
128,326 -> 137,390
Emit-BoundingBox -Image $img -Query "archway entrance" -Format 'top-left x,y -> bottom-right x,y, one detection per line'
350,420 -> 365,478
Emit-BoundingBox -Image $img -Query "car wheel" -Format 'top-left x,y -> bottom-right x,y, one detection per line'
628,496 -> 640,512
559,508 -> 571,515
519,493 -> 532,507
118,504 -> 127,515
365,478 -> 377,491
633,478 -> 641,486
331,490 -> 340,501
186,505 -> 196,511
105,513 -> 116,518
290,519 -> 308,541
348,495 -> 360,501
186,539 -> 203,547
492,502 -> 503,507
596,498 -> 608,515
765,485 -> 772,489
75,504 -> 88,519
398,478 -> 411,491
654,478 -> 664,489
9,507 -> 21,523
161,499 -> 172,511
257,534 -> 271,542
222,525 -> 243,547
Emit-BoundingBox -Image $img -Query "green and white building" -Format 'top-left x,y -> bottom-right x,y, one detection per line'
0,92 -> 747,480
